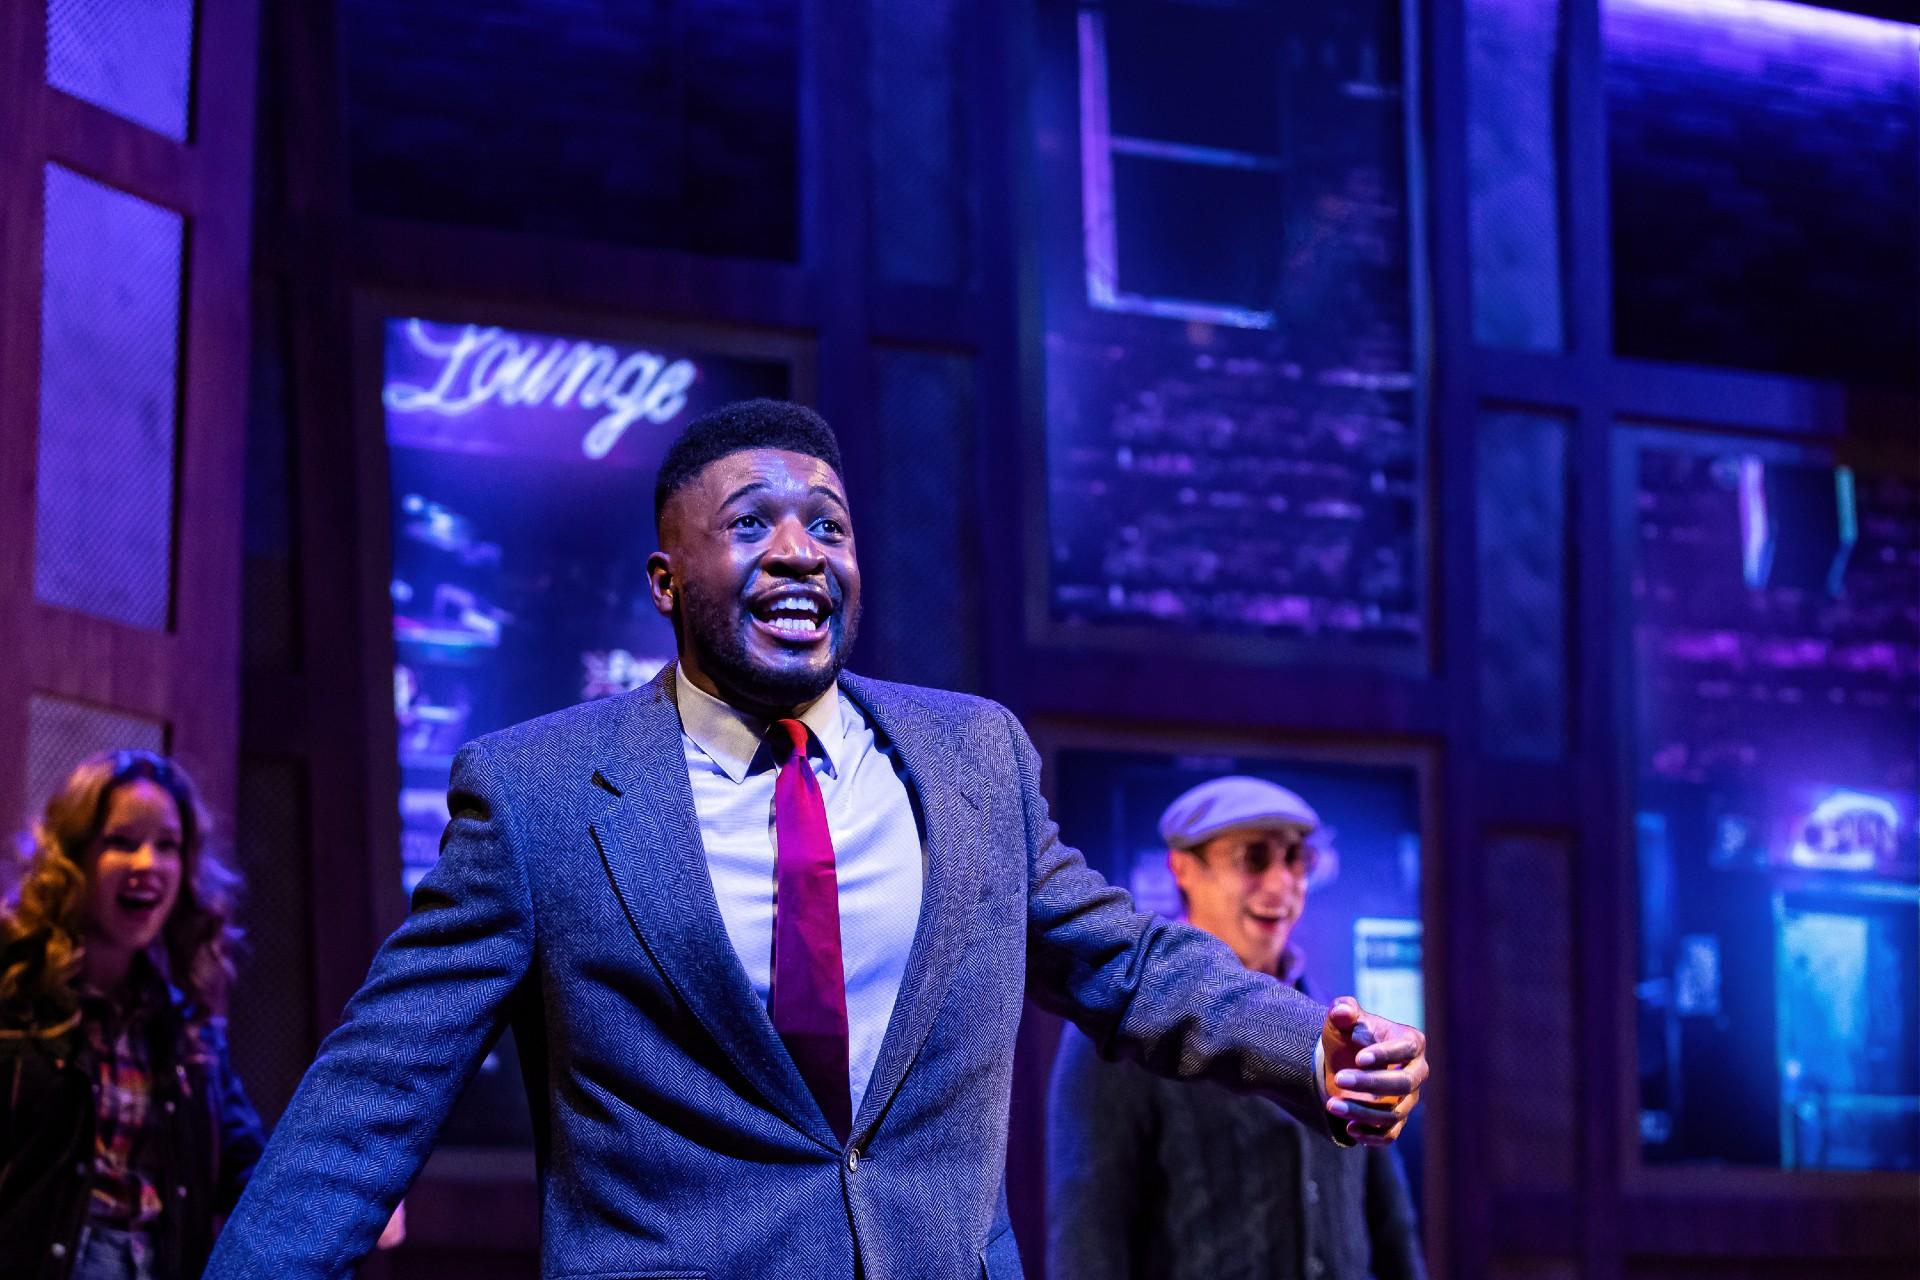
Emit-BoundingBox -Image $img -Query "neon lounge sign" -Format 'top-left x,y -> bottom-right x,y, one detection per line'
383,320 -> 699,459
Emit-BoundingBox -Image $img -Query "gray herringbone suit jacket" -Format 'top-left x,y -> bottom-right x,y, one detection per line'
204,667 -> 1333,1280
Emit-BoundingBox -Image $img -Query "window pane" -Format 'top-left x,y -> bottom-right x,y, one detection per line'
1631,441 -> 1920,1172
1042,2 -> 1424,652
1607,0 -> 1920,388
1110,155 -> 1285,312
1103,5 -> 1285,155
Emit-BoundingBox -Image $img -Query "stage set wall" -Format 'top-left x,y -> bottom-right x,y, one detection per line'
2,3 -> 1916,1280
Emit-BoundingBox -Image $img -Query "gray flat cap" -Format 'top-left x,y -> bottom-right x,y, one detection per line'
1157,775 -> 1321,850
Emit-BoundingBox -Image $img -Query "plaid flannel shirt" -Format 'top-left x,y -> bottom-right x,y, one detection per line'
80,977 -> 167,1230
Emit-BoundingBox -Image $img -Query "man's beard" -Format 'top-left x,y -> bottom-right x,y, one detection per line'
677,582 -> 860,713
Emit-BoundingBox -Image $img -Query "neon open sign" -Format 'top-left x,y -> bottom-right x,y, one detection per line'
382,320 -> 699,460
1789,790 -> 1902,873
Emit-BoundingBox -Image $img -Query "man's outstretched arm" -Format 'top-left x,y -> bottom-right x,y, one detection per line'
1004,706 -> 1427,1143
206,739 -> 536,1279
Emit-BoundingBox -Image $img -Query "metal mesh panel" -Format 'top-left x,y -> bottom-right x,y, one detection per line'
45,0 -> 196,141
1478,411 -> 1569,759
22,693 -> 167,827
869,0 -> 971,288
35,165 -> 184,630
226,757 -> 314,1125
869,351 -> 983,693
1467,0 -> 1566,351
1485,833 -> 1578,1190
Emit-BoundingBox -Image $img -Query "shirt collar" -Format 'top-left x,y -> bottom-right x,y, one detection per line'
1277,946 -> 1307,988
675,663 -> 845,785
78,952 -> 168,1022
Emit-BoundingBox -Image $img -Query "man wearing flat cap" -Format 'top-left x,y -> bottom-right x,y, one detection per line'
1047,776 -> 1426,1280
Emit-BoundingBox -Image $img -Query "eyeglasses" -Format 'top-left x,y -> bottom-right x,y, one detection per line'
1188,833 -> 1321,878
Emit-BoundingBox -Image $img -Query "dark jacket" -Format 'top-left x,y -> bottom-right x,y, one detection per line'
1048,1019 -> 1426,1280
0,977 -> 266,1280
204,668 -> 1337,1280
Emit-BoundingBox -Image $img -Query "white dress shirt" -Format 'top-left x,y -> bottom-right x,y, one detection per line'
675,666 -> 925,1121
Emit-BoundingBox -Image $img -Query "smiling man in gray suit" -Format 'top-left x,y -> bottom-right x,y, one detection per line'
205,400 -> 1428,1280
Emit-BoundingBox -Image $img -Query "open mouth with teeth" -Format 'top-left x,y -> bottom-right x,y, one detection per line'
1246,907 -> 1296,930
749,593 -> 833,644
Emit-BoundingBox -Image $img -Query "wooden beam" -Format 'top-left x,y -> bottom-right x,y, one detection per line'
354,217 -> 819,334
41,88 -> 202,213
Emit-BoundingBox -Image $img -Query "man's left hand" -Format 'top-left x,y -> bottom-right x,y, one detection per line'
1319,996 -> 1427,1146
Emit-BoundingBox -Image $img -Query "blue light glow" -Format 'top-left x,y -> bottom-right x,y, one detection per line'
382,320 -> 699,460
1738,457 -> 1772,590
1829,465 -> 1857,597
1789,790 -> 1903,873
1611,0 -> 1920,48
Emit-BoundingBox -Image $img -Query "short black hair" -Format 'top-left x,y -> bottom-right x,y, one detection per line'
653,399 -> 846,528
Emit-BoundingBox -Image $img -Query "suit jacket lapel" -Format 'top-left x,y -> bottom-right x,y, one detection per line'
841,675 -> 988,1142
587,666 -> 839,1150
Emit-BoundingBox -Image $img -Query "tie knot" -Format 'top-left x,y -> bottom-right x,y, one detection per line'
772,718 -> 811,761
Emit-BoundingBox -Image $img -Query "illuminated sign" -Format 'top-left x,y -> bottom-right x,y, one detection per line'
383,319 -> 699,461
1788,791 -> 1902,873
379,311 -> 790,900
1353,917 -> 1424,1032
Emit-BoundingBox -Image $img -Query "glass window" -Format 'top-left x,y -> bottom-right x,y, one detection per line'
1040,2 -> 1424,652
1630,439 -> 1920,1171
1607,0 -> 1920,389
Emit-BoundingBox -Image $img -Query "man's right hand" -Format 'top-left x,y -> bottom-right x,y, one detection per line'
1319,996 -> 1427,1146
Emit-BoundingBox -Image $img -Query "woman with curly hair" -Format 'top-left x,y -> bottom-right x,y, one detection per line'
0,750 -> 264,1280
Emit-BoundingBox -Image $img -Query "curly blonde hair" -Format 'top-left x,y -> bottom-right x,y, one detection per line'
1,751 -> 242,1032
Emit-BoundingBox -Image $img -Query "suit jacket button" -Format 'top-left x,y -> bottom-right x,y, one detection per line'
846,1149 -> 860,1172
50,1244 -> 67,1260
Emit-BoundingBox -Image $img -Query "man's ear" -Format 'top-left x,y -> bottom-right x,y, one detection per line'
645,550 -> 676,618
1167,847 -> 1197,897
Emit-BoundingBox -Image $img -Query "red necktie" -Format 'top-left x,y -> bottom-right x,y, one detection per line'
768,718 -> 852,1142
